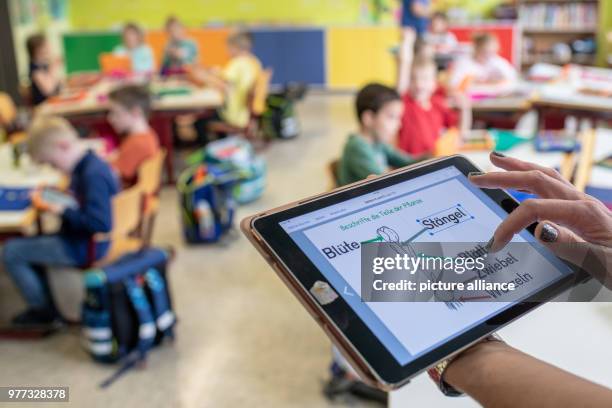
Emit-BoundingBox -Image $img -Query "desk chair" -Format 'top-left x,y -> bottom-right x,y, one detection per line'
94,184 -> 144,265
137,149 -> 166,245
573,129 -> 597,193
0,93 -> 26,143
209,68 -> 273,143
328,159 -> 340,190
557,129 -> 598,193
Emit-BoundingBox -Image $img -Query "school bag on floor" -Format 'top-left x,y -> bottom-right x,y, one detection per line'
81,248 -> 176,388
261,82 -> 307,140
204,137 -> 267,204
178,163 -> 240,243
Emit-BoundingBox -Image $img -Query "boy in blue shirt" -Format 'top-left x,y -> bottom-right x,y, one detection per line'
2,117 -> 118,328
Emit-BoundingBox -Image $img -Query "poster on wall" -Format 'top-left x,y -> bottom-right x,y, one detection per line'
13,0 -> 35,25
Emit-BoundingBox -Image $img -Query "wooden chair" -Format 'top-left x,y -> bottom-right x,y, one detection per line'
0,92 -> 26,144
573,129 -> 597,193
328,159 -> 340,190
0,92 -> 17,126
209,68 -> 273,143
137,149 -> 167,245
94,184 -> 144,266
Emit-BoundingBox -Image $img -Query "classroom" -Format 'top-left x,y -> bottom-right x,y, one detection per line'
0,0 -> 611,407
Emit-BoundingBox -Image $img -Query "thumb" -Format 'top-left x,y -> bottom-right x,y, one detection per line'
535,221 -> 583,246
535,221 -> 588,269
536,221 -> 612,289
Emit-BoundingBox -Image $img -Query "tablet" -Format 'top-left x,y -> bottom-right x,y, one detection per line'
242,155 -> 580,389
40,188 -> 79,210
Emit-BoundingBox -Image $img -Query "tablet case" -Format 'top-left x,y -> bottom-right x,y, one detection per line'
240,156 -> 454,390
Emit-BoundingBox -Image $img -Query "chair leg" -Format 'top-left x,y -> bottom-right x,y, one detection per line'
144,213 -> 157,246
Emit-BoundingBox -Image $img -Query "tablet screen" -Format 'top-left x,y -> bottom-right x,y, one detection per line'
279,165 -> 574,366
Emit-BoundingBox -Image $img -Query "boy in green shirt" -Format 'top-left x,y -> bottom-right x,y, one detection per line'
327,84 -> 424,403
337,83 -> 419,186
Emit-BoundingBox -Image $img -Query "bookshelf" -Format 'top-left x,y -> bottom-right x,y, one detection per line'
517,0 -> 599,68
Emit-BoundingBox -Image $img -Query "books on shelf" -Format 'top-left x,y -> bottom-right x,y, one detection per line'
518,2 -> 598,31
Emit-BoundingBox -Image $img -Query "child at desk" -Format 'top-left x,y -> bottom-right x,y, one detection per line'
424,12 -> 458,70
161,16 -> 198,75
107,85 -> 159,187
113,22 -> 155,74
425,12 -> 458,54
2,117 -> 118,328
329,83 -> 422,403
337,83 -> 420,186
193,31 -> 262,142
448,32 -> 518,97
398,58 -> 471,155
26,33 -> 61,106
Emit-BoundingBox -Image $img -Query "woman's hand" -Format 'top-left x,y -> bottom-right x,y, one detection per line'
469,152 -> 612,287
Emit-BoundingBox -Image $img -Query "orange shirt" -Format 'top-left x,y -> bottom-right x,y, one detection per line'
112,130 -> 160,185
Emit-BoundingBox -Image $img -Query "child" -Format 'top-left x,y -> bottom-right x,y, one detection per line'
337,83 -> 419,186
448,32 -> 518,96
26,33 -> 61,105
193,31 -> 262,141
107,85 -> 159,186
161,16 -> 198,74
398,57 -> 471,155
424,11 -> 458,70
327,83 -> 417,404
113,22 -> 155,74
2,116 -> 118,327
424,12 -> 458,55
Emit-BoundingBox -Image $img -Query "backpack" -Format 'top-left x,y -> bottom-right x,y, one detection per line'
204,137 -> 267,204
178,162 -> 240,243
81,248 -> 175,387
261,83 -> 307,140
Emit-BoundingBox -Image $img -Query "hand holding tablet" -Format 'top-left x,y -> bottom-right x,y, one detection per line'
242,154 -> 603,390
31,187 -> 78,214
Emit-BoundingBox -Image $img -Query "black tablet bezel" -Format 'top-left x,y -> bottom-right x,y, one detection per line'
251,155 -> 579,386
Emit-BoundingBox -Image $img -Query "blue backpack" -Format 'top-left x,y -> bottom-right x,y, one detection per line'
81,248 -> 176,387
188,137 -> 267,205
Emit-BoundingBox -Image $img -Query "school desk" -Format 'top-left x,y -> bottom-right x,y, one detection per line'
390,302 -> 612,408
37,77 -> 224,183
531,65 -> 612,127
465,77 -> 612,130
0,145 -> 64,236
468,81 -> 538,129
471,94 -> 532,129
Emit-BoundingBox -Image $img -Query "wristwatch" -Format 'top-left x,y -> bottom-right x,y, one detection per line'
427,333 -> 504,397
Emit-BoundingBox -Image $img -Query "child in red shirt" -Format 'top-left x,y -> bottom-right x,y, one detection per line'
398,58 -> 470,155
